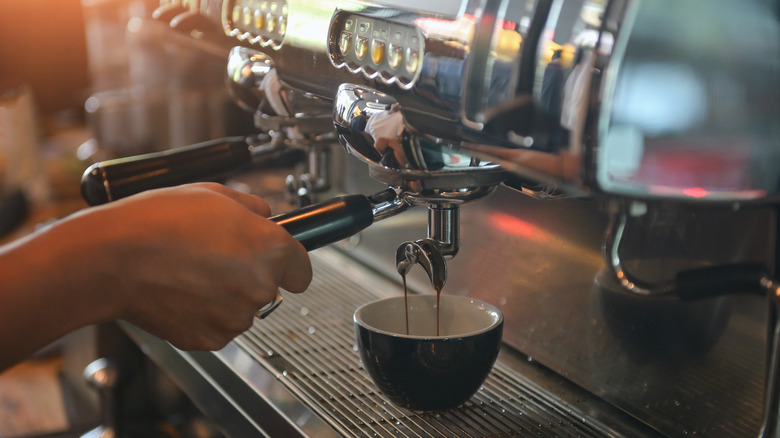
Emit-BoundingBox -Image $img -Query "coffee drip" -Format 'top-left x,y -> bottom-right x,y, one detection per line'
396,239 -> 447,336
400,273 -> 444,336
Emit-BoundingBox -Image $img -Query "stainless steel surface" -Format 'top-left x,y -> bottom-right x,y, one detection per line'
226,46 -> 275,113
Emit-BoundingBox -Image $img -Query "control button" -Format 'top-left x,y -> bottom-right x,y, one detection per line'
242,7 -> 253,27
340,32 -> 353,56
269,2 -> 278,13
371,39 -> 386,65
405,48 -> 419,75
345,19 -> 354,31
388,43 -> 403,70
359,21 -> 370,33
266,13 -> 279,33
232,5 -> 242,24
254,9 -> 266,30
278,16 -> 287,36
282,5 -> 288,16
355,36 -> 369,60
259,1 -> 268,12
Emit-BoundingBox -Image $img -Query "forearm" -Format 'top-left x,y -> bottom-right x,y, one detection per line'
0,212 -> 120,372
0,183 -> 312,371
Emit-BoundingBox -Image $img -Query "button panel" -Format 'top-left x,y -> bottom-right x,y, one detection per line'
329,12 -> 424,88
223,0 -> 288,49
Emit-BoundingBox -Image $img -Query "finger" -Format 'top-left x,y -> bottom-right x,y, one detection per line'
374,137 -> 390,154
278,240 -> 313,293
189,182 -> 272,217
253,221 -> 312,294
390,140 -> 408,166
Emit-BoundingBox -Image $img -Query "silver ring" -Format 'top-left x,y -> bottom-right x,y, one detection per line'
257,292 -> 283,319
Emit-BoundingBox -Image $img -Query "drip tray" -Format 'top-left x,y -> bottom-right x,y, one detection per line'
231,248 -> 624,437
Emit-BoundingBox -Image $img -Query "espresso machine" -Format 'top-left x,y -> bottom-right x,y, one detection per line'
77,0 -> 779,436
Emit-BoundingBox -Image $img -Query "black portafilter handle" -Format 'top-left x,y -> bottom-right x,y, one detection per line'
81,136 -> 255,206
81,141 -> 394,251
269,194 -> 375,251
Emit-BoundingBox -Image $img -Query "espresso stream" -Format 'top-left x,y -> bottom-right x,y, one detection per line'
402,273 -> 442,336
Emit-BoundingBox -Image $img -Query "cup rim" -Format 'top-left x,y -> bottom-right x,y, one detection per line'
354,295 -> 503,340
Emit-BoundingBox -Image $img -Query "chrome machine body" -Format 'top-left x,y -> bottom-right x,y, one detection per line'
95,0 -> 779,437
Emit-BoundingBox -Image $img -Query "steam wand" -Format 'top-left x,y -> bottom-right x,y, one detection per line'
604,201 -> 780,438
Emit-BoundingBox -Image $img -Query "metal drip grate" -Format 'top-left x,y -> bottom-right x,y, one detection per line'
234,249 -> 608,437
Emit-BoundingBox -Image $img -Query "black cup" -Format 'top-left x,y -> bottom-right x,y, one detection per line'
354,295 -> 503,411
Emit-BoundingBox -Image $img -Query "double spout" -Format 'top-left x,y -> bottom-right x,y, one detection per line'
394,204 -> 458,290
396,239 -> 447,292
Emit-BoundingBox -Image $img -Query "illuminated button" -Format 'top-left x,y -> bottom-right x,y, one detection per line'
388,44 -> 403,70
269,2 -> 278,13
405,48 -> 419,75
345,19 -> 354,31
254,9 -> 266,30
371,39 -> 385,65
259,1 -> 268,12
278,16 -> 287,36
339,32 -> 352,56
282,5 -> 288,16
242,7 -> 253,27
355,36 -> 369,60
359,21 -> 370,33
231,5 -> 242,24
266,13 -> 278,32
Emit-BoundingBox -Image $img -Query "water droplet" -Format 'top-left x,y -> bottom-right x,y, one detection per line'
308,326 -> 316,334
300,307 -> 310,316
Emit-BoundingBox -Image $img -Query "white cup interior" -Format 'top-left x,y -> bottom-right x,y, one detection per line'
355,295 -> 502,338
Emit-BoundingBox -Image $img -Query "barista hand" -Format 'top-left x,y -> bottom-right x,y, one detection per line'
366,104 -> 408,167
0,183 -> 312,371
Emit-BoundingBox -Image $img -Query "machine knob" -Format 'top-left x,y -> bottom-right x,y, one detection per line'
81,358 -> 119,438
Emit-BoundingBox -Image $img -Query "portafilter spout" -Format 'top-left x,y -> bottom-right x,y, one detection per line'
396,239 -> 447,292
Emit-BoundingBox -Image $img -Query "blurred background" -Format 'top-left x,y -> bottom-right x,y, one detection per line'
0,1 -> 249,436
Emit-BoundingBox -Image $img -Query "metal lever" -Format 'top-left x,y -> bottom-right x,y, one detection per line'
396,239 -> 447,291
80,135 -> 286,206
